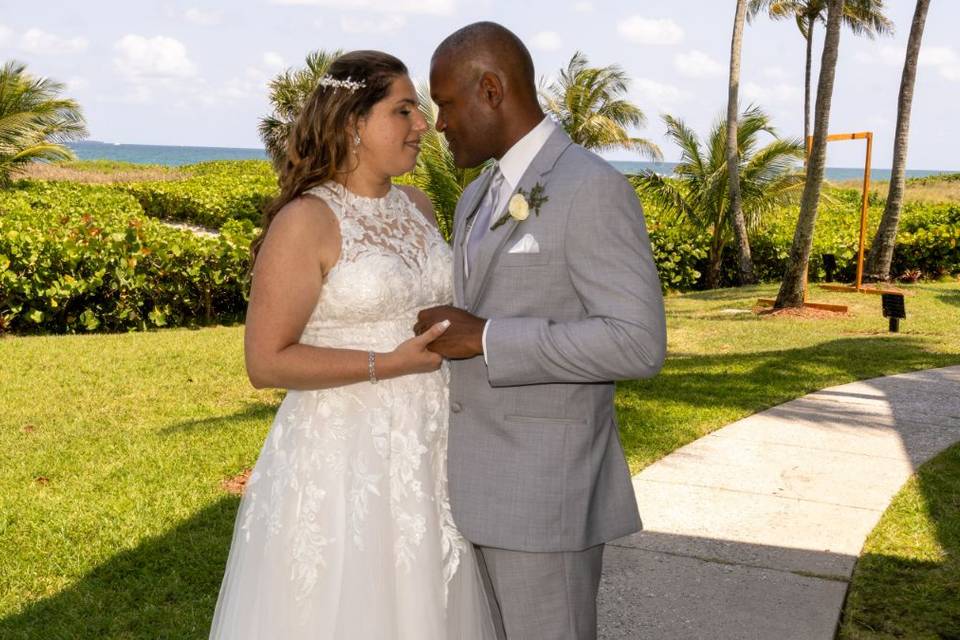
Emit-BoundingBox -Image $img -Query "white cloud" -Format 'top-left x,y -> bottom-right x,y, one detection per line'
674,50 -> 723,78
532,31 -> 562,52
920,46 -> 960,81
262,52 -> 286,70
340,15 -> 407,33
20,28 -> 89,55
856,43 -> 960,82
219,52 -> 289,102
617,16 -> 683,45
573,2 -> 594,12
743,81 -> 801,104
184,8 -> 223,26
762,65 -> 788,80
65,76 -> 89,92
268,0 -> 454,15
856,44 -> 904,66
114,35 -> 198,80
633,78 -> 689,109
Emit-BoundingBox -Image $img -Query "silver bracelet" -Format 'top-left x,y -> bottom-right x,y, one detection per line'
368,351 -> 378,384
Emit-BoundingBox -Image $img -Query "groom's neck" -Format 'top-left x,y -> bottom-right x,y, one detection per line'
493,106 -> 546,160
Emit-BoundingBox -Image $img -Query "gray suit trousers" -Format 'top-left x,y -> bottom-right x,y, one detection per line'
474,544 -> 605,640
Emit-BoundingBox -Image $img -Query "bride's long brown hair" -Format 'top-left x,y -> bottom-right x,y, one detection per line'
251,50 -> 408,263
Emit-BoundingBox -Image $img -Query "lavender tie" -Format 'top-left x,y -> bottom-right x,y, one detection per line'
466,168 -> 504,277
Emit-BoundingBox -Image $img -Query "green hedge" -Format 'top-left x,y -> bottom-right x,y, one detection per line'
639,186 -> 960,290
121,160 -> 277,229
2,161 -> 957,335
0,181 -> 255,334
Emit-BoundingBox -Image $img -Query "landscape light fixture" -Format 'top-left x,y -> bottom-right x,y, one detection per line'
881,293 -> 906,332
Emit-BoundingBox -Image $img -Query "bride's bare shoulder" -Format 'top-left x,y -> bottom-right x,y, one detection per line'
273,192 -> 338,232
259,193 -> 341,269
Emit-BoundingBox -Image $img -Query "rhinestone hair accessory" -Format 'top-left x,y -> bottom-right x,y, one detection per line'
318,75 -> 366,92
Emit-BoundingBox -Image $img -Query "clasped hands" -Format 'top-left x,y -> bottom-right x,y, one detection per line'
413,305 -> 485,359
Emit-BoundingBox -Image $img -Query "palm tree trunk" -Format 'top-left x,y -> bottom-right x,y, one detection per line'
804,15 -> 814,146
706,232 -> 726,290
864,0 -> 930,281
726,0 -> 755,285
776,0 -> 844,308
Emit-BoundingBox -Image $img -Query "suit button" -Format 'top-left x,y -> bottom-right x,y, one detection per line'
451,402 -> 463,413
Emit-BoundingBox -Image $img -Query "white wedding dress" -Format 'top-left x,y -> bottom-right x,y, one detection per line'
209,181 -> 495,639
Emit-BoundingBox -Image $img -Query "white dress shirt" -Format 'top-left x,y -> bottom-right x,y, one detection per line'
477,116 -> 557,364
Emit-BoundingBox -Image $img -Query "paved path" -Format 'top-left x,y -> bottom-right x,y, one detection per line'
598,365 -> 960,639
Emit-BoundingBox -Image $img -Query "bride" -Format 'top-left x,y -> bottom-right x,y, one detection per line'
209,50 -> 495,639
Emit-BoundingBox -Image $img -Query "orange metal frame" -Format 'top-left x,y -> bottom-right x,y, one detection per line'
755,133 -> 874,313
806,132 -> 902,296
810,132 -> 873,291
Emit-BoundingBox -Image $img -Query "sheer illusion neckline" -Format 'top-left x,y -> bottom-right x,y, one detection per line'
320,180 -> 404,208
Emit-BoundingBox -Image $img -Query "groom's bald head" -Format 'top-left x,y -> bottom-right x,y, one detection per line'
430,22 -> 545,167
432,22 -> 537,102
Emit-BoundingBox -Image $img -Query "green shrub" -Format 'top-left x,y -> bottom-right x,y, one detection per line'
636,183 -> 960,289
892,222 -> 960,278
121,160 -> 277,229
906,171 -> 960,186
0,181 -> 255,333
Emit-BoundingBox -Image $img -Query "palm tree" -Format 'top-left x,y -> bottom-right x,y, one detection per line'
0,60 -> 87,186
634,107 -> 804,289
726,0 -> 755,285
747,0 -> 893,144
409,83 -> 487,240
775,0 -> 844,308
865,0 -> 931,282
259,49 -> 343,171
540,51 -> 662,160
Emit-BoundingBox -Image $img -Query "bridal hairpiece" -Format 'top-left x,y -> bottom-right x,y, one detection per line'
318,75 -> 366,92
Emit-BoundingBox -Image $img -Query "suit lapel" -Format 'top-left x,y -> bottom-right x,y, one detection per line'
466,128 -> 573,311
453,169 -> 495,308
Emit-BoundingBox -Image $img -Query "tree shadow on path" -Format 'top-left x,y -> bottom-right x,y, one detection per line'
616,335 -> 958,469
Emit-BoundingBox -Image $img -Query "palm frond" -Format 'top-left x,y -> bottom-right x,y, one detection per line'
0,59 -> 86,185
259,49 -> 344,170
541,51 -> 658,160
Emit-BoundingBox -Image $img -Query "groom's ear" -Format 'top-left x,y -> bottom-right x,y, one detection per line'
478,71 -> 504,109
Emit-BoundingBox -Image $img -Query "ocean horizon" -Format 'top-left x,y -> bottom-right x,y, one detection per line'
68,141 -> 958,183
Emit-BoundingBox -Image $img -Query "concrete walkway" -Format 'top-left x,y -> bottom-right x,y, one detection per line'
598,365 -> 960,639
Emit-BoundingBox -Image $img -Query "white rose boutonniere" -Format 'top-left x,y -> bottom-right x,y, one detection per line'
490,182 -> 548,231
507,193 -> 529,221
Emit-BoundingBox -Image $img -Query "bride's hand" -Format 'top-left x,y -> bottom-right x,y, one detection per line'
380,320 -> 451,377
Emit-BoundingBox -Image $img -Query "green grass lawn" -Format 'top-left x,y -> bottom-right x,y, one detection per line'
0,282 -> 958,638
838,442 -> 960,639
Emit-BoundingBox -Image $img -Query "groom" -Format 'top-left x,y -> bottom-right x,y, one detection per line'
415,21 -> 666,639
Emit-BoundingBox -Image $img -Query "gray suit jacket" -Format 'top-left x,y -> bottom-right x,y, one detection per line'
447,126 -> 667,552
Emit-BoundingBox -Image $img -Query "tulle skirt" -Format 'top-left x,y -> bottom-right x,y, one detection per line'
208,373 -> 496,639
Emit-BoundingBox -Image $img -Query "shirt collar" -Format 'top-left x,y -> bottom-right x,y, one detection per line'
496,116 -> 557,190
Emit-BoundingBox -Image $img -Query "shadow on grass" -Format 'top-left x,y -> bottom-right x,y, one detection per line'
936,288 -> 960,309
0,498 -> 238,640
160,402 -> 278,435
838,436 -> 960,639
841,553 -> 960,639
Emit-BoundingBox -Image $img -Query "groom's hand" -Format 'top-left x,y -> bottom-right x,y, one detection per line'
414,305 -> 486,359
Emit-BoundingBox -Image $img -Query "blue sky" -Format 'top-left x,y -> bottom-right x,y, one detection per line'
3,1 -> 958,169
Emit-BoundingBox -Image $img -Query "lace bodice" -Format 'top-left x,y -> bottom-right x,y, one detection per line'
299,181 -> 453,350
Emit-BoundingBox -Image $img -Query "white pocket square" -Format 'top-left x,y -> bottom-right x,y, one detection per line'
507,233 -> 540,254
